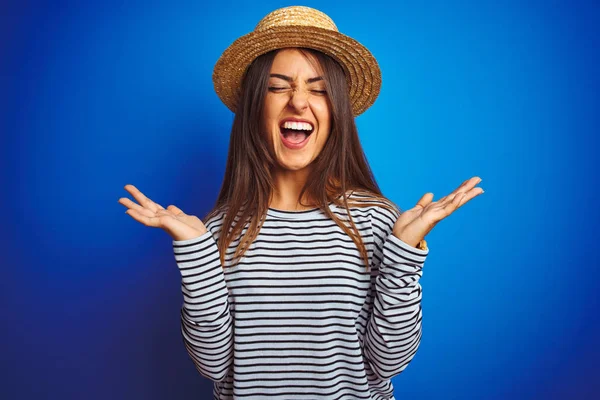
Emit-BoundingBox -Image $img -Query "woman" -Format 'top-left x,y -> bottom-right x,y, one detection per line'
118,6 -> 483,399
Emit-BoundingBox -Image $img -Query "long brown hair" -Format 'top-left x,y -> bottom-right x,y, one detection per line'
205,48 -> 399,269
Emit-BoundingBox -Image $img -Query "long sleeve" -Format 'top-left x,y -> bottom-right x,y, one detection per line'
172,231 -> 234,382
363,231 -> 428,380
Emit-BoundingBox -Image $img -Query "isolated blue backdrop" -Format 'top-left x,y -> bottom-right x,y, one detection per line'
1,0 -> 598,399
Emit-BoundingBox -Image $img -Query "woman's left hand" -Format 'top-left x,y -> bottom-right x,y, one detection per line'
393,176 -> 484,248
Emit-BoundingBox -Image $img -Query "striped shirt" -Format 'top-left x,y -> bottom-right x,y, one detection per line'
172,194 -> 428,399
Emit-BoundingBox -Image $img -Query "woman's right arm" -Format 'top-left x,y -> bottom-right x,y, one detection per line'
118,184 -> 233,382
173,231 -> 233,382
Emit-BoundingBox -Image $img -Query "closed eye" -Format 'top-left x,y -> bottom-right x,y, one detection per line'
268,86 -> 290,92
267,87 -> 327,95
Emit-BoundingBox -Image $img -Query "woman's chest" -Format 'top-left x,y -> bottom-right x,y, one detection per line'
222,232 -> 375,319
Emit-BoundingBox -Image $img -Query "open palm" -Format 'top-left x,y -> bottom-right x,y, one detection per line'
118,184 -> 207,241
393,176 -> 484,247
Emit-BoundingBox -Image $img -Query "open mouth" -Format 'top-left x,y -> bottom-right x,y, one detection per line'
279,121 -> 314,144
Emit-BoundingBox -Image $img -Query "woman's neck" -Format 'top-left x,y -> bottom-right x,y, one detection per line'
269,168 -> 316,211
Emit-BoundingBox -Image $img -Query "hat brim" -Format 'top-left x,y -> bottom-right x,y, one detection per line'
212,26 -> 381,116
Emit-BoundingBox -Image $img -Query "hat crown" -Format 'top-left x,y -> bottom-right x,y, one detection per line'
213,6 -> 381,116
255,6 -> 338,32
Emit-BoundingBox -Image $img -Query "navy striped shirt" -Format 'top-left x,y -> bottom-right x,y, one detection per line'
172,194 -> 428,399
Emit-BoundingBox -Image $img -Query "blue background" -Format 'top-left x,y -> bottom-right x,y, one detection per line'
2,0 -> 598,399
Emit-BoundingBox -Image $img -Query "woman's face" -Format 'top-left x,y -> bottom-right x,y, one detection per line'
263,48 -> 331,173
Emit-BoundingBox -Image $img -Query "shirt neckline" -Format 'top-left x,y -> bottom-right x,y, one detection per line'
265,191 -> 355,220
266,203 -> 335,220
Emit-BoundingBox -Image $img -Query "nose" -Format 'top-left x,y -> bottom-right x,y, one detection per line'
288,88 -> 309,112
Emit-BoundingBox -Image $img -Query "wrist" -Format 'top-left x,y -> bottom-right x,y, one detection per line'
392,230 -> 424,249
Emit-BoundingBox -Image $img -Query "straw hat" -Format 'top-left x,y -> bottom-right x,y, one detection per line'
212,6 -> 381,116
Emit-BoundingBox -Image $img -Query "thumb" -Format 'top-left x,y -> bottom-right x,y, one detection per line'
415,192 -> 434,209
167,205 -> 186,216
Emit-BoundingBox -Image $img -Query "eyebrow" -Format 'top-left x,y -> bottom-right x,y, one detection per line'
270,73 -> 324,84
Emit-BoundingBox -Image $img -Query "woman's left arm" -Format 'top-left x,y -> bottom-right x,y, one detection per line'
363,176 -> 484,380
362,233 -> 428,380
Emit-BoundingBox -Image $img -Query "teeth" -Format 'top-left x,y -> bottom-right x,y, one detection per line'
281,121 -> 313,131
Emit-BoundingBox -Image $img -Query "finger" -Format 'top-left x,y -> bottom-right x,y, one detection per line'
456,186 -> 484,208
439,192 -> 466,216
455,176 -> 481,195
438,190 -> 463,206
124,185 -> 165,210
452,192 -> 467,207
436,179 -> 468,203
442,176 -> 482,202
442,186 -> 484,216
119,197 -> 156,218
124,184 -> 165,212
414,192 -> 434,209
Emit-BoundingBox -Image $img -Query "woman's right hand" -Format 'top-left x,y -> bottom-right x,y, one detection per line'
118,184 -> 208,241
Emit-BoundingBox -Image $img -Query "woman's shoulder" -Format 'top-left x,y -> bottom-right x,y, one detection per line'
201,206 -> 228,237
338,189 -> 401,227
344,189 -> 400,212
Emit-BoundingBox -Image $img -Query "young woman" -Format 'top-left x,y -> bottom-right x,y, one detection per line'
118,6 -> 483,399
